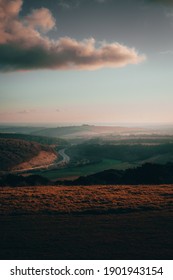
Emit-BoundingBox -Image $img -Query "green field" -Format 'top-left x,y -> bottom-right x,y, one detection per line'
35,142 -> 173,181
37,159 -> 136,180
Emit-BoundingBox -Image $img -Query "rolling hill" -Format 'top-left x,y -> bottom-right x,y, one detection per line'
0,133 -> 67,146
60,162 -> 173,185
0,138 -> 57,171
29,125 -> 151,139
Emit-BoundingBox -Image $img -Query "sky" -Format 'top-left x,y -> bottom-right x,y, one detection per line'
0,0 -> 173,125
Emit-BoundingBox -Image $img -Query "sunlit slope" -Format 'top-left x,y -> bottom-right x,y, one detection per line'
0,138 -> 57,171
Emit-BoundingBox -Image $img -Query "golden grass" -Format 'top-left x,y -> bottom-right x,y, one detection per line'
12,151 -> 57,171
0,185 -> 173,215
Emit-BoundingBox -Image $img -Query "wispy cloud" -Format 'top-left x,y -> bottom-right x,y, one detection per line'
17,110 -> 31,114
165,10 -> 173,17
58,1 -> 71,9
0,0 -> 146,72
58,0 -> 81,9
146,0 -> 173,6
95,0 -> 107,3
159,50 -> 173,54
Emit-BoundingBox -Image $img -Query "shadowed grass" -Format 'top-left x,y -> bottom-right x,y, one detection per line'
0,184 -> 172,215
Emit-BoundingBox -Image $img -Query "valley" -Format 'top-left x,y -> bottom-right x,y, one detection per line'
0,124 -> 173,260
1,124 -> 173,182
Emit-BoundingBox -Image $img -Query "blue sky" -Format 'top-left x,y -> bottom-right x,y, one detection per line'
0,0 -> 173,124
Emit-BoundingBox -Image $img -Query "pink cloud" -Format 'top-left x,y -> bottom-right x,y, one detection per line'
0,0 -> 22,18
0,0 -> 146,71
24,8 -> 56,32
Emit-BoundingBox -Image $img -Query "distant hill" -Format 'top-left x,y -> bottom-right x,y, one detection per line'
0,133 -> 67,146
29,125 -> 150,139
1,124 -> 173,141
0,126 -> 45,134
0,138 -> 56,171
60,162 -> 173,185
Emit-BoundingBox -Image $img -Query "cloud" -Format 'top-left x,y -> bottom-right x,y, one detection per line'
95,0 -> 107,3
0,0 -> 22,18
146,0 -> 173,5
17,109 -> 34,114
160,50 -> 173,54
0,0 -> 146,72
24,8 -> 56,32
58,1 -> 71,9
58,0 -> 80,9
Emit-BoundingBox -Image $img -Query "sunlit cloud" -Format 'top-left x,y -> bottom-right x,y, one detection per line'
0,0 -> 146,72
24,8 -> 56,32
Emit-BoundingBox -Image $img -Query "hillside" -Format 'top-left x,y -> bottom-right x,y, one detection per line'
29,125 -> 151,139
0,126 -> 45,134
0,138 -> 57,171
66,143 -> 173,165
60,162 -> 173,185
0,133 -> 67,146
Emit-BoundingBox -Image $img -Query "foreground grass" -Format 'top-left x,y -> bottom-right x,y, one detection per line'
0,184 -> 172,215
0,211 -> 173,259
0,185 -> 173,259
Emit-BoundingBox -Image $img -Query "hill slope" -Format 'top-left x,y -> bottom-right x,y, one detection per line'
61,162 -> 173,185
0,138 -> 56,171
0,133 -> 67,146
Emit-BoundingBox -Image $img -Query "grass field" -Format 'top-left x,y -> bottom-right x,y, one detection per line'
0,184 -> 173,259
38,159 -> 136,180
0,184 -> 172,215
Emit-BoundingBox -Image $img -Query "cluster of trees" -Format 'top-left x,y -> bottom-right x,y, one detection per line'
67,143 -> 173,163
0,174 -> 50,186
61,162 -> 173,185
1,162 -> 173,186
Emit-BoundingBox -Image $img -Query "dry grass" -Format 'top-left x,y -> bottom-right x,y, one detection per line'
0,184 -> 173,215
12,151 -> 57,171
